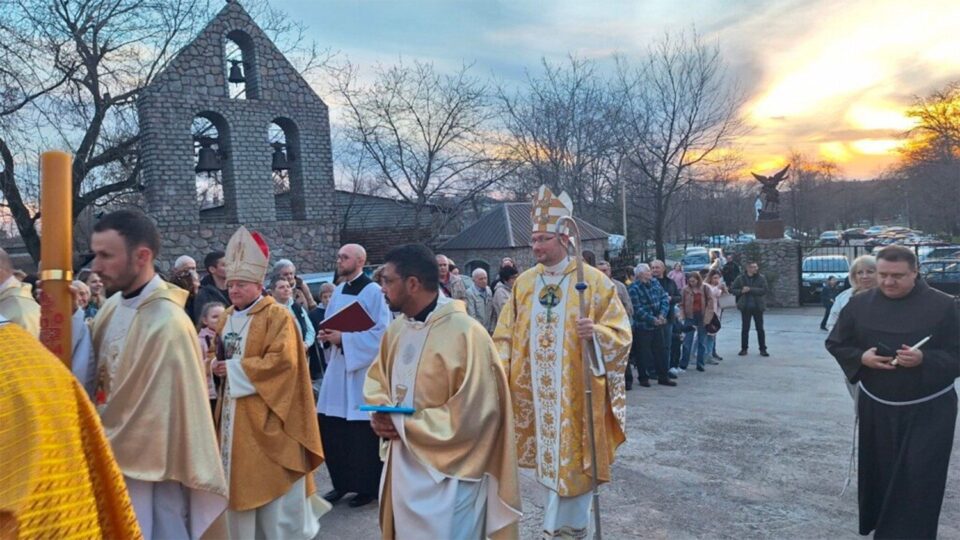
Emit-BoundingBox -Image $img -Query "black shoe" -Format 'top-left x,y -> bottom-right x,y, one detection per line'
625,381 -> 633,391
820,326 -> 827,331
706,359 -> 719,365
657,379 -> 677,387
696,366 -> 705,372
760,350 -> 770,357
323,489 -> 345,503
712,354 -> 723,361
348,493 -> 376,508
638,379 -> 651,388
738,349 -> 748,356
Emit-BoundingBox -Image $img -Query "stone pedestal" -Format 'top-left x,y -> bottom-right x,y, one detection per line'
738,238 -> 800,307
755,219 -> 785,240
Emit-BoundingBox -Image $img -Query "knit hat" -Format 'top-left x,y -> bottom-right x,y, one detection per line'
224,226 -> 270,283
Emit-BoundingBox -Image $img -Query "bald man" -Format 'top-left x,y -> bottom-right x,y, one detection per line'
0,247 -> 40,337
316,244 -> 392,508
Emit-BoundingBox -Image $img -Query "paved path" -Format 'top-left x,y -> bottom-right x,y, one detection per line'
313,307 -> 959,539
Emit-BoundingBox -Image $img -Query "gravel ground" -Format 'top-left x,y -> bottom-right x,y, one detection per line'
313,307 -> 959,539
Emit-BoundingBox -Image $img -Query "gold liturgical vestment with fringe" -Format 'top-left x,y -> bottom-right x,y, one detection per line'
0,280 -> 39,338
493,260 -> 631,497
213,296 -> 325,511
0,321 -> 142,540
90,282 -> 228,511
364,299 -> 522,540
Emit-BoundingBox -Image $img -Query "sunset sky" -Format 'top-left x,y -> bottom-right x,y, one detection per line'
276,0 -> 960,180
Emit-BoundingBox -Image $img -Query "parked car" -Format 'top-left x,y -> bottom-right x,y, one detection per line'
818,230 -> 843,247
681,251 -> 711,273
920,245 -> 960,262
864,225 -> 888,237
801,255 -> 850,302
301,271 -> 337,300
703,235 -> 733,246
921,258 -> 960,296
841,228 -> 867,241
735,233 -> 756,244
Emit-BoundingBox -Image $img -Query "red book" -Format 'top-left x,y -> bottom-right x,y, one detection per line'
318,301 -> 375,332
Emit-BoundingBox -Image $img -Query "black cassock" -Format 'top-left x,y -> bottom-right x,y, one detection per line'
826,280 -> 959,539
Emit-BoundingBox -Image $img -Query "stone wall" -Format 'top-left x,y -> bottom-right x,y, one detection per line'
443,238 -> 608,275
160,221 -> 336,274
138,2 -> 337,272
738,239 -> 800,307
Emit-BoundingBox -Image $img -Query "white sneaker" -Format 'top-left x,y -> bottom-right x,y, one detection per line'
678,368 -> 686,373
668,368 -> 679,377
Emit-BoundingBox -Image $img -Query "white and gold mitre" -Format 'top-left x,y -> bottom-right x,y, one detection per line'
225,226 -> 270,283
531,184 -> 574,236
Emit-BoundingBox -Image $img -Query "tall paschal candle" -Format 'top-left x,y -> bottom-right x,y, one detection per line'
39,150 -> 73,366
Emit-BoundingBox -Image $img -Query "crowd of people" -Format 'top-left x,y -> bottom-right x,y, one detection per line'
0,182 -> 956,539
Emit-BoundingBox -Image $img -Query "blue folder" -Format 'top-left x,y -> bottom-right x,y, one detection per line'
360,404 -> 416,415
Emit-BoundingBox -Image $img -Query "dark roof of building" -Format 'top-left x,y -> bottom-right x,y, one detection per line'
440,202 -> 609,250
335,191 -> 441,230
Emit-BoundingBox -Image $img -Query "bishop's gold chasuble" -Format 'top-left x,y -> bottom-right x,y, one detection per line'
494,259 -> 631,497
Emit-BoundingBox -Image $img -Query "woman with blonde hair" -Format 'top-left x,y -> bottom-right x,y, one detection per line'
826,255 -> 877,330
826,254 -> 877,404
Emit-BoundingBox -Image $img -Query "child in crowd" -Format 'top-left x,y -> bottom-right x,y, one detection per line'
197,301 -> 225,415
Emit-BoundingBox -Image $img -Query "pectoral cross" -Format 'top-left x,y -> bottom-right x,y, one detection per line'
539,283 -> 562,323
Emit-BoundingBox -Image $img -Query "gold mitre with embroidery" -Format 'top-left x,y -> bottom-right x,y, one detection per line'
225,226 -> 270,283
531,184 -> 574,236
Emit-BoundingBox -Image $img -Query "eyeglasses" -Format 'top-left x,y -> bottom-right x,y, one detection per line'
531,235 -> 557,245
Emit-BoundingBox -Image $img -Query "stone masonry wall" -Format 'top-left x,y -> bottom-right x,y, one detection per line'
739,239 -> 800,308
138,2 -> 337,273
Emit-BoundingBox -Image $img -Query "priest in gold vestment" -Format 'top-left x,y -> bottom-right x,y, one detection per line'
492,186 -> 632,539
364,244 -> 522,540
211,226 -> 328,539
86,210 -> 228,539
0,248 -> 39,337
0,315 -> 142,540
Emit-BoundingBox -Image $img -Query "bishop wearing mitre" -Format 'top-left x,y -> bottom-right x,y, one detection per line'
211,226 -> 328,539
493,186 -> 632,538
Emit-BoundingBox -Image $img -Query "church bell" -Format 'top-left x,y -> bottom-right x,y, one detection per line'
228,59 -> 245,84
195,137 -> 222,173
271,142 -> 291,171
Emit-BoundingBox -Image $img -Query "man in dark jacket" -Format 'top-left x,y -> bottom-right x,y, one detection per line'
819,276 -> 839,330
731,261 -> 769,356
721,254 -> 741,287
192,250 -> 229,324
651,259 -> 681,378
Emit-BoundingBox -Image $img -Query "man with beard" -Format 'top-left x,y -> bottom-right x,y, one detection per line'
85,210 -> 227,539
211,226 -> 327,538
364,244 -> 521,539
826,245 -> 959,538
493,186 -> 631,538
316,244 -> 392,508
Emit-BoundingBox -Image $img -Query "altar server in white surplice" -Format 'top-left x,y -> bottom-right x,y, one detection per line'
317,243 -> 393,507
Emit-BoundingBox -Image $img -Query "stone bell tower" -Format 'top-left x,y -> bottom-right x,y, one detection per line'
137,1 -> 337,271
